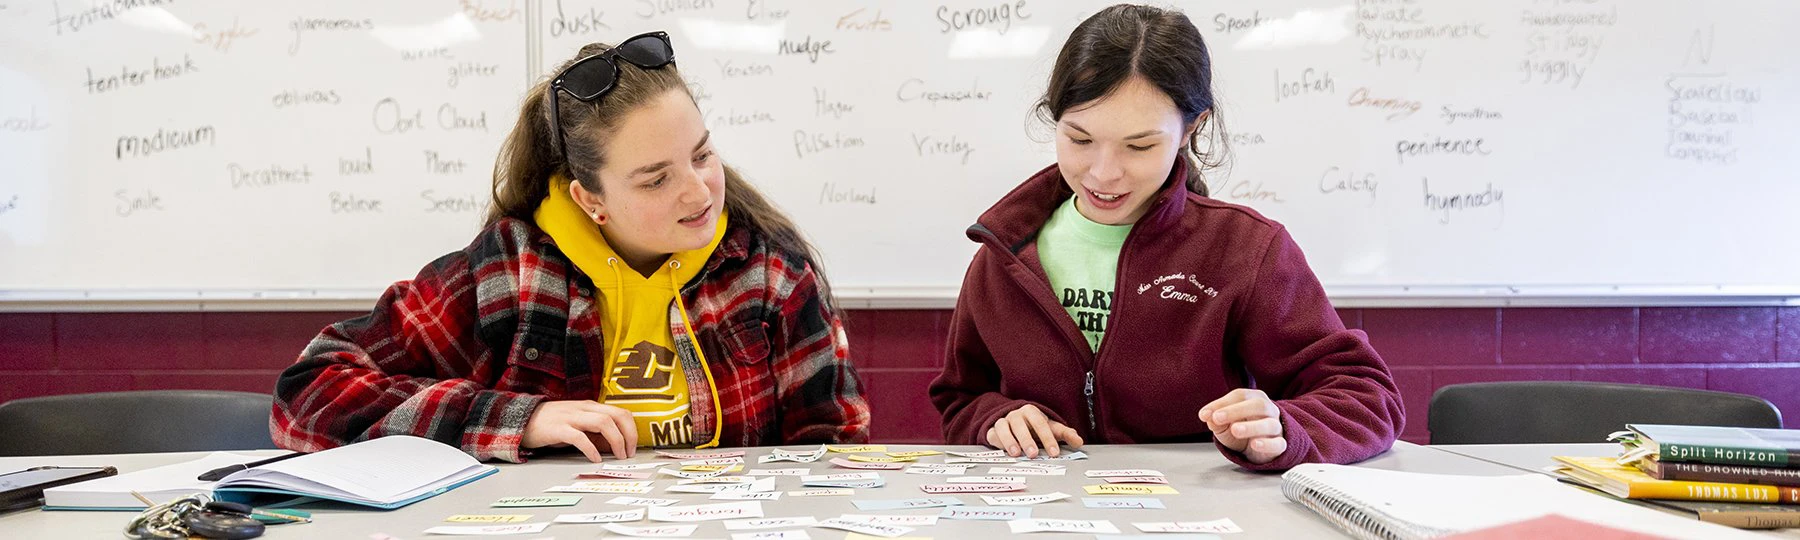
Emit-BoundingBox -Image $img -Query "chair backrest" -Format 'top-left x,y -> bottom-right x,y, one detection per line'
0,390 -> 276,456
1428,381 -> 1783,445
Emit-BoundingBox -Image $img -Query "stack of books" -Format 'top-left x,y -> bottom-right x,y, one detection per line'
1552,424 -> 1800,529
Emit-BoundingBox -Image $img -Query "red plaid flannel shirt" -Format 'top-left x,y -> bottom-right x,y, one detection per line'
272,217 -> 871,462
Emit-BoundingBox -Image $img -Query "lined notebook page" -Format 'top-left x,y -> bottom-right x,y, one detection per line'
220,436 -> 490,505
1281,464 -> 1766,539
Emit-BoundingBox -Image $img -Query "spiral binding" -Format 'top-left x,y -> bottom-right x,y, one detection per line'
1281,465 -> 1453,540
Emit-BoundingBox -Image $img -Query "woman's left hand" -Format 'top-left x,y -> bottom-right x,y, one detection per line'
1198,388 -> 1286,464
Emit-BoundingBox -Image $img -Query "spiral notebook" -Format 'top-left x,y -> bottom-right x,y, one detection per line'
1279,464 -> 1765,540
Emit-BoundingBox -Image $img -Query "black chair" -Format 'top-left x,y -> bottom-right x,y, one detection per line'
1428,381 -> 1783,445
0,390 -> 277,456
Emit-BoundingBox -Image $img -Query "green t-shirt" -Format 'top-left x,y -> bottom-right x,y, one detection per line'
1037,196 -> 1133,352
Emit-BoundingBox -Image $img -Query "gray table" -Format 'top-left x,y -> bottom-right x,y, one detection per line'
0,442 -> 1751,539
1428,443 -> 1800,538
1428,442 -> 1619,475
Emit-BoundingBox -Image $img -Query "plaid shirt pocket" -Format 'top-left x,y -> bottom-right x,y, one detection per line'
719,319 -> 772,366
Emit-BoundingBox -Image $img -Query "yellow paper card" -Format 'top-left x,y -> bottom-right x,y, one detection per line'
827,445 -> 889,453
445,514 -> 534,523
848,454 -> 917,463
1084,484 -> 1179,495
885,451 -> 944,458
681,464 -> 745,472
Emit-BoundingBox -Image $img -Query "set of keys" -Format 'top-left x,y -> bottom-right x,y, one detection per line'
125,492 -> 309,539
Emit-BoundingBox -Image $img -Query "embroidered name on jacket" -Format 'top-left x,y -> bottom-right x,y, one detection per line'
1135,273 -> 1219,303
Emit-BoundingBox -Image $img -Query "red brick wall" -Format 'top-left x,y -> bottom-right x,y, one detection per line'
2,308 -> 1795,445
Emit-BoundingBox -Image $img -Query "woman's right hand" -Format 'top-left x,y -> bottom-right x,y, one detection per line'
986,404 -> 1084,458
522,400 -> 639,462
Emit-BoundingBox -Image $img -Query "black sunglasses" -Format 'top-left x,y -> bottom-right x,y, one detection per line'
548,31 -> 676,161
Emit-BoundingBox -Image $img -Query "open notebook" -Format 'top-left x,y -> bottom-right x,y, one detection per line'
1281,464 -> 1766,540
212,435 -> 496,509
44,436 -> 494,511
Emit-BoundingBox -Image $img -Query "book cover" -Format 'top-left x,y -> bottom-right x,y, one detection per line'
1555,456 -> 1800,505
1633,457 -> 1800,486
1639,499 -> 1800,529
1627,424 -> 1800,468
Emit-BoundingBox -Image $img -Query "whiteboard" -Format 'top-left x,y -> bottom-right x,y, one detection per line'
4,0 -> 1800,309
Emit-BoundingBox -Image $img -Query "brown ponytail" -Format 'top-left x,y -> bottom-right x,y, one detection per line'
485,40 -> 839,313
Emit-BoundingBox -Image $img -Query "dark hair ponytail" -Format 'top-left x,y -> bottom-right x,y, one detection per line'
1033,4 -> 1230,196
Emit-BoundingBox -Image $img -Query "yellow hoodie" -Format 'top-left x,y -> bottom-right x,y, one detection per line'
535,175 -> 727,449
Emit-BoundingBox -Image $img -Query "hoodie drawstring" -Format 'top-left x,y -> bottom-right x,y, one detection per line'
604,257 -> 625,361
668,260 -> 726,449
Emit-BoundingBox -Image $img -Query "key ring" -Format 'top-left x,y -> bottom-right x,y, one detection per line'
124,493 -> 211,540
124,492 -> 269,540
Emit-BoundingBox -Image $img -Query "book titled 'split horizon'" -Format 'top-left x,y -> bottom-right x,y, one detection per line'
1554,456 -> 1800,505
44,436 -> 494,511
1623,425 -> 1800,468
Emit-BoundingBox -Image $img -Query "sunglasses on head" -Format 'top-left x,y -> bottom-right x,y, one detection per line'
548,31 -> 676,161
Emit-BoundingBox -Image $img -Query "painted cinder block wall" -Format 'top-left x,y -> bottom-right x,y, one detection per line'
1,307 -> 1794,445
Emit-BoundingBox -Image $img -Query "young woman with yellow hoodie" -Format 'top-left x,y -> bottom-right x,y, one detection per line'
273,32 -> 870,462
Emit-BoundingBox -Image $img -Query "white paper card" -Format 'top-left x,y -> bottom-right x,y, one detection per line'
553,508 -> 647,523
1007,518 -> 1120,534
423,523 -> 551,535
981,492 -> 1070,506
830,457 -> 905,470
919,483 -> 1025,494
940,506 -> 1032,521
731,530 -> 810,540
668,477 -> 777,494
839,514 -> 939,526
757,446 -> 827,464
602,523 -> 701,537
1133,519 -> 1244,534
723,516 -> 821,531
1082,497 -> 1166,509
903,464 -> 973,475
800,472 -> 879,482
607,496 -> 680,507
712,491 -> 783,501
787,489 -> 853,497
945,457 -> 1015,464
602,462 -> 664,471
649,501 -> 765,522
1086,469 -> 1163,478
677,476 -> 757,485
748,468 -> 811,476
946,450 -> 1007,458
813,518 -> 915,538
661,467 -> 731,480
948,476 -> 1023,484
987,467 -> 1065,476
579,469 -> 653,480
850,496 -> 965,510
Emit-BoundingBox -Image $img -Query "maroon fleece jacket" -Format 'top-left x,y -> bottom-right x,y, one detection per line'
929,162 -> 1404,471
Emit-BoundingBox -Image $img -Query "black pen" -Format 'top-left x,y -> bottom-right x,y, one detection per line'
197,452 -> 305,481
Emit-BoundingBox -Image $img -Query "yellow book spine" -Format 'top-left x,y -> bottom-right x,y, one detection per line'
1630,480 -> 1800,504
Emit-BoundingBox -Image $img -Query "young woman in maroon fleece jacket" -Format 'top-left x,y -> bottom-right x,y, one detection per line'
928,4 -> 1405,472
